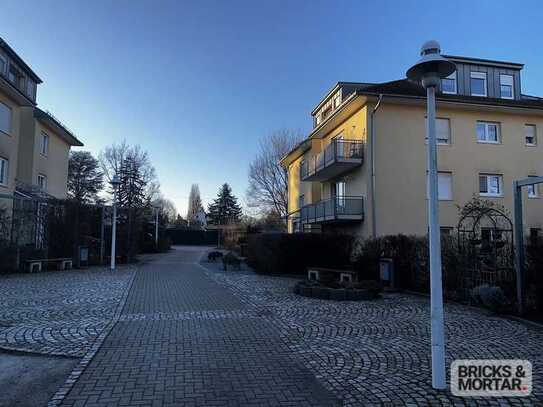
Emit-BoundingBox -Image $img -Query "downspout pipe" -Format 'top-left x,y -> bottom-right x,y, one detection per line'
369,94 -> 383,239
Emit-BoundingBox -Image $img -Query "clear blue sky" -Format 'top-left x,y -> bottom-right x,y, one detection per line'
2,0 -> 543,215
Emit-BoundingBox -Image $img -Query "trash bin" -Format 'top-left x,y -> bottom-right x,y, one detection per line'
379,258 -> 395,290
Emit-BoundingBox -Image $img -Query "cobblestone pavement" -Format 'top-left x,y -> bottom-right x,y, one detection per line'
49,247 -> 542,406
0,266 -> 135,357
201,259 -> 543,406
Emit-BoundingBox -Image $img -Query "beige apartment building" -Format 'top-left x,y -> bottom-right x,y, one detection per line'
0,37 -> 82,203
281,55 -> 543,239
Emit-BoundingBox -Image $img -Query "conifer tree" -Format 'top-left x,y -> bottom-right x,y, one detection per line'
207,183 -> 242,225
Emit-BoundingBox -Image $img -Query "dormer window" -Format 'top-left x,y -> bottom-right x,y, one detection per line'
470,71 -> 487,97
8,64 -> 25,91
26,79 -> 35,98
0,54 -> 6,75
441,72 -> 457,94
499,74 -> 514,99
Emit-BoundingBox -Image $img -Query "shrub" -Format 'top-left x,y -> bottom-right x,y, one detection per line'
471,284 -> 509,314
246,233 -> 355,275
352,234 -> 428,291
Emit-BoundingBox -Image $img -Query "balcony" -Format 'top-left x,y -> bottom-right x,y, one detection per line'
299,196 -> 364,224
300,139 -> 364,182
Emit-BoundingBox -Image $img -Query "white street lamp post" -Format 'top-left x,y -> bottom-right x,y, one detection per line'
406,40 -> 456,390
110,174 -> 121,271
154,206 -> 159,248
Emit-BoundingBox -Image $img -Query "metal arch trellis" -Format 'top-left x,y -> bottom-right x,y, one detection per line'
457,200 -> 515,300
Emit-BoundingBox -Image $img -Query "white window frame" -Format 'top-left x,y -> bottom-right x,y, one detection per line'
37,174 -> 47,191
0,101 -> 12,135
524,124 -> 537,146
470,71 -> 487,97
528,177 -> 539,198
441,72 -> 457,95
476,121 -> 500,144
479,174 -> 503,197
0,157 -> 8,186
499,74 -> 514,100
40,132 -> 49,156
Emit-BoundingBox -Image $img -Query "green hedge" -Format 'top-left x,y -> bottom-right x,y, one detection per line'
246,233 -> 355,275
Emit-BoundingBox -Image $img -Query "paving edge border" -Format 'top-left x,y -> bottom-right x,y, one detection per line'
46,267 -> 138,407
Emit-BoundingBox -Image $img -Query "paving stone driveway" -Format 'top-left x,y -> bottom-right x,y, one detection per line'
54,246 -> 542,406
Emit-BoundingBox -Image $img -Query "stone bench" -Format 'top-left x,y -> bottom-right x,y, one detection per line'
307,267 -> 357,284
25,258 -> 73,273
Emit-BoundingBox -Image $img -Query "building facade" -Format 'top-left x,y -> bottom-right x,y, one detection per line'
0,37 -> 82,202
281,55 -> 543,239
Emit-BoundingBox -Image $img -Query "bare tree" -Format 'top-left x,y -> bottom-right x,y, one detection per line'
99,141 -> 159,203
152,196 -> 177,226
187,184 -> 204,227
247,129 -> 303,217
99,141 -> 160,261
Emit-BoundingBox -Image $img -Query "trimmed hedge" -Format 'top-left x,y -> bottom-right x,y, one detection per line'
246,233 -> 355,275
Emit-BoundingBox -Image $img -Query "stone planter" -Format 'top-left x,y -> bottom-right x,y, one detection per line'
345,289 -> 374,301
299,286 -> 313,297
328,288 -> 347,301
312,286 -> 330,300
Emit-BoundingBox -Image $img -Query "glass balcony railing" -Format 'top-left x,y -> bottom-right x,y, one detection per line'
298,196 -> 364,224
300,139 -> 363,181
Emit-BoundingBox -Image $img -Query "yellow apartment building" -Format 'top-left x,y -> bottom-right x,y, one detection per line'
281,55 -> 543,239
0,37 -> 82,203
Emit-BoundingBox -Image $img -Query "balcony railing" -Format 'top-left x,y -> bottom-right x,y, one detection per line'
300,139 -> 364,182
298,196 -> 364,224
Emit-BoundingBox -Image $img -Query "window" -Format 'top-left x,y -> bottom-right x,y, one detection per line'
528,176 -> 539,198
0,54 -> 6,75
440,227 -> 453,237
316,114 -> 322,125
0,157 -> 8,186
499,74 -> 514,99
525,124 -> 537,146
26,79 -> 34,98
428,172 -> 453,200
436,118 -> 450,144
479,174 -> 503,197
441,72 -> 457,94
298,194 -> 305,209
40,132 -> 49,156
335,181 -> 346,210
470,71 -> 487,96
0,102 -> 11,135
37,174 -> 47,191
438,172 -> 453,200
476,121 -> 500,143
424,118 -> 451,144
